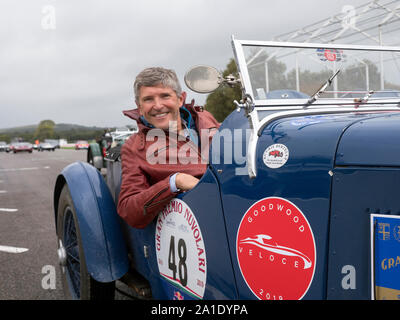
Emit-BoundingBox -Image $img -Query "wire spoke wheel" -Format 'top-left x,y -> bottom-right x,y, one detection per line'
56,184 -> 115,300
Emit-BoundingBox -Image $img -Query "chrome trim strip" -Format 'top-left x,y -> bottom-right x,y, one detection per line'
231,37 -> 254,101
234,39 -> 400,52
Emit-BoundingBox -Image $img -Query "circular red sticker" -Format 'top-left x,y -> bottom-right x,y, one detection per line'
324,49 -> 337,61
236,197 -> 316,300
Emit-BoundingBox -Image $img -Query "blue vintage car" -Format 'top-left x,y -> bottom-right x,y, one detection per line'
53,38 -> 400,300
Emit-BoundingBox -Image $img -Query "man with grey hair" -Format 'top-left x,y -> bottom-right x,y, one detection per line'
117,67 -> 220,228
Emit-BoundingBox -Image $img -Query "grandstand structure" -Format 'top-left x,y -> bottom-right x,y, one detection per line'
274,0 -> 400,46
270,0 -> 400,91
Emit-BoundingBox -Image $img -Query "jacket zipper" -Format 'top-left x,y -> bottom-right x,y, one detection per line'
143,186 -> 170,216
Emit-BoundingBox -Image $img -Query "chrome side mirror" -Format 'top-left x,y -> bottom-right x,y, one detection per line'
184,65 -> 222,93
184,65 -> 241,94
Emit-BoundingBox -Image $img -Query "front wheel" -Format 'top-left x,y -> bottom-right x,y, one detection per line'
56,184 -> 115,300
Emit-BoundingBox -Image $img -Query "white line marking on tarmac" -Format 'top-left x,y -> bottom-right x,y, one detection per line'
0,245 -> 29,254
0,208 -> 18,212
32,157 -> 64,161
0,166 -> 50,172
0,190 -> 7,194
0,167 -> 39,172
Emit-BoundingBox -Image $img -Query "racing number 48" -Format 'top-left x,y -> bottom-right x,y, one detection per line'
168,236 -> 188,286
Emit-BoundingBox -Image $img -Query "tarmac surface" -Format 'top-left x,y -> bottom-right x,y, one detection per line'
0,148 -> 132,300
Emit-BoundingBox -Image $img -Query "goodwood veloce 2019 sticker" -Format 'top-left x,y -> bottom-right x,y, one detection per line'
155,198 -> 207,299
236,197 -> 316,300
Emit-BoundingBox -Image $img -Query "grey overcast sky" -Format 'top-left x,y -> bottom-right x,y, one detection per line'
0,0 -> 380,128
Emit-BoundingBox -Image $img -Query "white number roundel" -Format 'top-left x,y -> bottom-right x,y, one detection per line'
155,199 -> 207,299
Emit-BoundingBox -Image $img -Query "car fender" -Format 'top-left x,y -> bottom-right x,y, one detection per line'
88,143 -> 103,169
54,161 -> 129,282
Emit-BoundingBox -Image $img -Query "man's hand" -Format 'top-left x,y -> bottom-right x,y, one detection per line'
175,173 -> 199,192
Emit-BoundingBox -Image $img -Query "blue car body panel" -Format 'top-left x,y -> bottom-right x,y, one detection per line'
55,161 -> 129,282
207,109 -> 400,299
328,167 -> 400,299
336,113 -> 400,166
327,112 -> 400,299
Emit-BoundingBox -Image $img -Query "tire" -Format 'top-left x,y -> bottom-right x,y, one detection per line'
87,148 -> 94,166
87,148 -> 101,171
56,184 -> 115,300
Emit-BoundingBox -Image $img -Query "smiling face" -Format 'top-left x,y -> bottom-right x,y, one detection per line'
137,84 -> 186,131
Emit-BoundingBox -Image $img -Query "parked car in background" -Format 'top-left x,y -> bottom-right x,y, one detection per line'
75,140 -> 89,150
87,125 -> 138,170
45,139 -> 60,149
5,143 -> 14,153
0,141 -> 7,152
13,142 -> 33,153
341,89 -> 400,99
265,89 -> 310,99
38,142 -> 55,152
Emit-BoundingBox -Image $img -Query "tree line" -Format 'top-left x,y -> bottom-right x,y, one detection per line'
0,120 -> 107,143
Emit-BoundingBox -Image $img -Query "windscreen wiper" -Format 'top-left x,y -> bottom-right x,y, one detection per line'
305,69 -> 341,107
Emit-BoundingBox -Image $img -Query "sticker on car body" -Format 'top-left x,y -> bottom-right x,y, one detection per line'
155,198 -> 207,299
236,197 -> 316,300
262,144 -> 289,169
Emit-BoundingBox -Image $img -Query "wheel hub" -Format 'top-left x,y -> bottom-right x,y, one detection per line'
57,240 -> 67,267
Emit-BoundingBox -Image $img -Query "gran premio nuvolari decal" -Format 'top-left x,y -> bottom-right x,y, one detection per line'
236,197 -> 316,300
155,198 -> 207,299
263,144 -> 289,169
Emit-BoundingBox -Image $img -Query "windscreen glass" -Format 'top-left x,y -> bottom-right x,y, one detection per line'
240,44 -> 400,101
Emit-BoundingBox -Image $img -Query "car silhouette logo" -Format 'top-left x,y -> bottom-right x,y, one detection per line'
239,234 -> 312,269
269,150 -> 283,158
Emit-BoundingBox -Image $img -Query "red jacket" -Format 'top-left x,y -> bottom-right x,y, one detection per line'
117,102 -> 220,228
